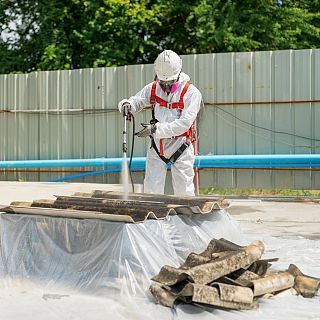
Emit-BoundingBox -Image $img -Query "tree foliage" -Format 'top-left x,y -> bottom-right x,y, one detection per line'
0,0 -> 319,73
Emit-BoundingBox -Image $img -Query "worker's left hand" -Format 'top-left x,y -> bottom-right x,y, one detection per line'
135,123 -> 156,138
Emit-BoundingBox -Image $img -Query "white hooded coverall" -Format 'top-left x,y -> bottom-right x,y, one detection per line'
119,72 -> 202,196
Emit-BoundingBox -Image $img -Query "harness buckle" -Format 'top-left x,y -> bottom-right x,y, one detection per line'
167,102 -> 173,109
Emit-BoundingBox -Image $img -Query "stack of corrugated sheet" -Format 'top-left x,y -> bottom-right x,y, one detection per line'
150,238 -> 320,310
0,190 -> 229,223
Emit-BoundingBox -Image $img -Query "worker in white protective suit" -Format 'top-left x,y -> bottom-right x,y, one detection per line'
118,50 -> 202,196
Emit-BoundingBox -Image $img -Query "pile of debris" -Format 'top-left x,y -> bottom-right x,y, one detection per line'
150,238 -> 320,310
0,191 -> 228,223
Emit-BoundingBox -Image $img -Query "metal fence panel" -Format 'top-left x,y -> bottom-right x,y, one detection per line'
0,75 -> 7,161
292,50 -> 313,187
273,50 -> 293,155
312,50 -> 320,188
252,51 -> 273,187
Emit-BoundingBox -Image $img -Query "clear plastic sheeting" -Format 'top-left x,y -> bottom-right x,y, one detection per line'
0,210 -> 244,318
0,210 -> 319,320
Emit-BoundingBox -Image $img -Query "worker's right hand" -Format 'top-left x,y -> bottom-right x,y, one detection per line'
118,100 -> 132,117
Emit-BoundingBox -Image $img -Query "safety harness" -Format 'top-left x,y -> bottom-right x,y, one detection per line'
149,81 -> 194,164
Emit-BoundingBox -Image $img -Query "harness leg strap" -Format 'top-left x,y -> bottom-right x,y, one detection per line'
169,142 -> 190,164
150,137 -> 190,165
150,137 -> 170,164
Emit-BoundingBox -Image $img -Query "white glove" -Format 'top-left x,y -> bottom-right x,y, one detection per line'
118,100 -> 132,116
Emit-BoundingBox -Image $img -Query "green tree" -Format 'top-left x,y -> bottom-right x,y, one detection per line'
181,0 -> 320,53
0,0 -> 41,72
68,0 -> 160,68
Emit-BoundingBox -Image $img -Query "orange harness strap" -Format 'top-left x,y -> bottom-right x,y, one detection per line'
150,82 -> 190,110
150,81 -> 193,157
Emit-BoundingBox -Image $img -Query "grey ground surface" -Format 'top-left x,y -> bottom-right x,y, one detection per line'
227,199 -> 320,240
0,181 -> 124,204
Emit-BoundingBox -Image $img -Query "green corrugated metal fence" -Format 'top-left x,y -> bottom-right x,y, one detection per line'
0,49 -> 319,189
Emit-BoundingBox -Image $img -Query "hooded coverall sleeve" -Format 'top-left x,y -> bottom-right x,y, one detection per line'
118,84 -> 152,114
154,87 -> 202,139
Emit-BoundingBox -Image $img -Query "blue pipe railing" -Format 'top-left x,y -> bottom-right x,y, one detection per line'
1,154 -> 320,169
0,154 -> 319,182
0,157 -> 146,169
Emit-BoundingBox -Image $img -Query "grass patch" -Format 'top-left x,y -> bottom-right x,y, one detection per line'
200,188 -> 320,197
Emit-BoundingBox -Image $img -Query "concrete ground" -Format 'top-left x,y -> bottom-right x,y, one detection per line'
0,181 -> 124,204
227,199 -> 320,240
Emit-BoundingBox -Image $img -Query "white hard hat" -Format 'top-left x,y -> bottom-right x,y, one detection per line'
154,50 -> 182,81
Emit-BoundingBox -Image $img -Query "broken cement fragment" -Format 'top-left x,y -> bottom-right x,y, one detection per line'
199,238 -> 242,258
287,264 -> 320,298
149,283 -> 178,308
151,265 -> 187,286
251,271 -> 295,296
180,253 -> 211,270
179,238 -> 244,270
248,258 -> 278,276
294,276 -> 320,298
178,283 -> 258,310
211,282 -> 254,304
226,268 -> 261,287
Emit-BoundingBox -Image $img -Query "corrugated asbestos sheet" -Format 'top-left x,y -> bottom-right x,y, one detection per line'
149,238 -> 320,310
0,49 -> 320,188
1,191 -> 228,223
